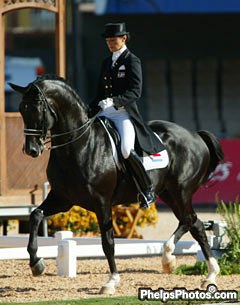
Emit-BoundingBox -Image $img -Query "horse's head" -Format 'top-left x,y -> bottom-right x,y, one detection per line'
9,82 -> 56,157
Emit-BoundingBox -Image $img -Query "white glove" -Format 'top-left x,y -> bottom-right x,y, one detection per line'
98,98 -> 114,111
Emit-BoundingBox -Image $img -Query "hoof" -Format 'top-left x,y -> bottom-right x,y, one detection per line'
99,286 -> 116,295
31,258 -> 46,276
162,256 -> 176,273
99,272 -> 119,295
200,279 -> 216,290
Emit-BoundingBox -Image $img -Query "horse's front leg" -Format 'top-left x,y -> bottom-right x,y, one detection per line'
95,202 -> 120,295
27,207 -> 46,276
27,191 -> 69,276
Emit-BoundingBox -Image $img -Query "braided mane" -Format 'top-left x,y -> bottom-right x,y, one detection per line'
35,74 -> 67,84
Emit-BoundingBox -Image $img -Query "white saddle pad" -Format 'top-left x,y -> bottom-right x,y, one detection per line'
142,149 -> 169,171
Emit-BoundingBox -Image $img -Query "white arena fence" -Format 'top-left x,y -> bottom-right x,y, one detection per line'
0,220 -> 226,277
0,231 -> 200,277
0,231 -> 201,260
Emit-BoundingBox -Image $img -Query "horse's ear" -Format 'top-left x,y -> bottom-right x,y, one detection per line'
8,83 -> 29,94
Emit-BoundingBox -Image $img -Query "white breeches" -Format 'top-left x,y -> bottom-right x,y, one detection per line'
97,106 -> 135,159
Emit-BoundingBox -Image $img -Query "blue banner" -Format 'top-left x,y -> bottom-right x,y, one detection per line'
95,0 -> 240,15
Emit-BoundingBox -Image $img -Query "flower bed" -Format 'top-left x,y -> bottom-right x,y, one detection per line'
48,203 -> 158,238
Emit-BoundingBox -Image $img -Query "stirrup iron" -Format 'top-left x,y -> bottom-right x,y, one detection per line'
137,191 -> 155,209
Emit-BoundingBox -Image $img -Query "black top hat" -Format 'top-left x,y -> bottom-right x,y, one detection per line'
102,22 -> 129,38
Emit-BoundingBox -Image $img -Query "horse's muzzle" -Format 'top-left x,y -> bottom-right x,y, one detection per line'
23,137 -> 44,158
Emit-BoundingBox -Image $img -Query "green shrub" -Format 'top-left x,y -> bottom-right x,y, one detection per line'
174,261 -> 208,275
216,200 -> 240,275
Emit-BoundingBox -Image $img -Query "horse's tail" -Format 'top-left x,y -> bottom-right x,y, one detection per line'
197,130 -> 224,177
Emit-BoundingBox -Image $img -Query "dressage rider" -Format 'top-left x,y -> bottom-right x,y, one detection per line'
88,22 -> 165,208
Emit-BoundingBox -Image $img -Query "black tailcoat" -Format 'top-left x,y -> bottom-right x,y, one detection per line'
89,48 -> 165,154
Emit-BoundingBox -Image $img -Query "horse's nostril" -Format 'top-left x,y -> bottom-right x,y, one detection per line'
30,148 -> 39,158
25,146 -> 39,158
24,138 -> 43,158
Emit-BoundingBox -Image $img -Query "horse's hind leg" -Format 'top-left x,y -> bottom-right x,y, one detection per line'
190,218 -> 220,288
95,200 -> 120,295
161,190 -> 220,287
162,222 -> 190,273
160,191 -> 197,273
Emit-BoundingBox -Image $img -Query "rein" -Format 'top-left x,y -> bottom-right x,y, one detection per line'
44,118 -> 96,150
23,83 -> 97,150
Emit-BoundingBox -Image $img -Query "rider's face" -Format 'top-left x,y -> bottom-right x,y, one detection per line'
105,35 -> 127,52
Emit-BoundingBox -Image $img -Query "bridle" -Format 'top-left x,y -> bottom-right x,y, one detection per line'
23,83 -> 97,150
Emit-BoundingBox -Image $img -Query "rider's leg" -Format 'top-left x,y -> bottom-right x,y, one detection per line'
113,113 -> 155,209
98,108 -> 155,208
125,150 -> 155,208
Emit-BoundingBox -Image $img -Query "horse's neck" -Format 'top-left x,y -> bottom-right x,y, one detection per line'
52,93 -> 88,133
49,91 -> 91,155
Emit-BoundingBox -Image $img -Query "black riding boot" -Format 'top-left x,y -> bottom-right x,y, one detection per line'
126,150 -> 155,209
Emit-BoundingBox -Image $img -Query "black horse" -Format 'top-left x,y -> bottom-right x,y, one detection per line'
10,75 -> 224,294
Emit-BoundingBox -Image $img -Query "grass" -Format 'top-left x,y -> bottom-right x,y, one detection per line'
0,296 -> 219,305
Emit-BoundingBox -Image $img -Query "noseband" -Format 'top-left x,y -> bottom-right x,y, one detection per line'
23,83 -> 96,150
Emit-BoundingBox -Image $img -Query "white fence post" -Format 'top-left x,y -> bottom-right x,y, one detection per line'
197,220 -> 228,261
55,231 -> 76,277
55,230 -> 73,241
57,239 -> 77,277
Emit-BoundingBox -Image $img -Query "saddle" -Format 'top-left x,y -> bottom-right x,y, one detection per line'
98,116 -> 169,171
99,117 -> 121,150
98,116 -> 125,170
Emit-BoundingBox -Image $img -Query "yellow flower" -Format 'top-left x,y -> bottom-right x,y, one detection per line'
48,203 -> 158,237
